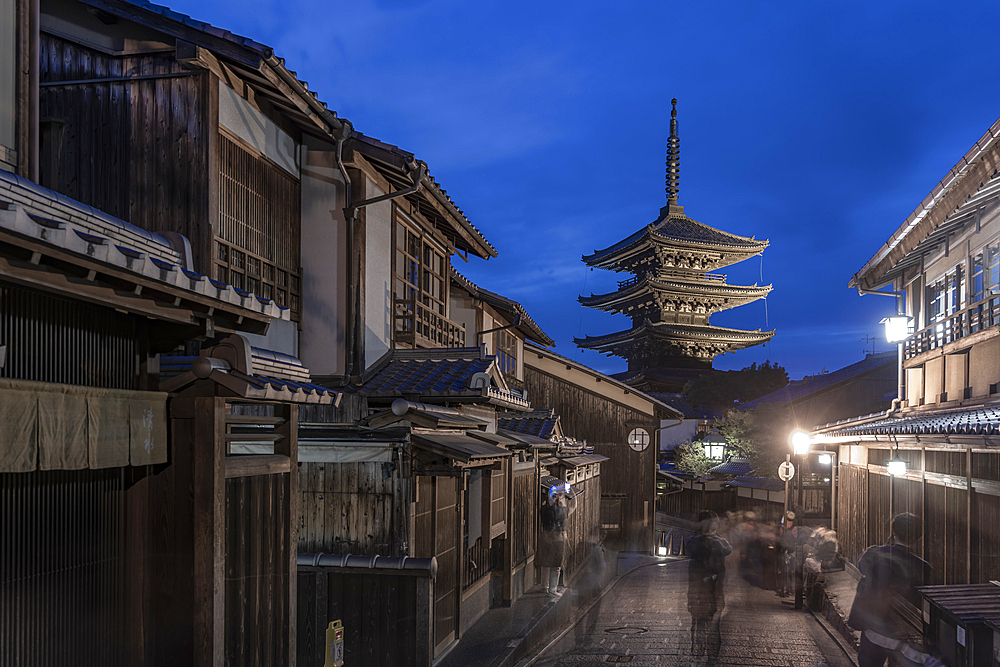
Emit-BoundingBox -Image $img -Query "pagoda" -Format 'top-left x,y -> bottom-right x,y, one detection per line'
575,100 -> 774,393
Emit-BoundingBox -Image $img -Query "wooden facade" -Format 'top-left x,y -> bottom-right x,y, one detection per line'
38,32 -> 214,269
524,343 -> 676,553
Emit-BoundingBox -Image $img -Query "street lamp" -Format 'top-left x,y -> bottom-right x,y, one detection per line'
881,315 -> 913,343
791,430 -> 811,456
887,448 -> 907,477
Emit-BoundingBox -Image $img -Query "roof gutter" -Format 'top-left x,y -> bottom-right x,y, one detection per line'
263,55 -> 344,134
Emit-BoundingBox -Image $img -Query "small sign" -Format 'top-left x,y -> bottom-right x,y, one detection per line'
628,428 -> 650,452
957,625 -> 966,647
923,599 -> 931,624
326,620 -> 345,667
778,461 -> 795,482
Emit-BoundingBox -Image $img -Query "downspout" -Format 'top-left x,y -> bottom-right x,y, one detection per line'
475,314 -> 522,346
343,161 -> 427,377
334,124 -> 356,381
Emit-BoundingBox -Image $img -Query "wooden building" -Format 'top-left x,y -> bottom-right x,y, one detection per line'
576,100 -> 773,393
0,0 -> 349,664
811,113 -> 1000,589
523,341 -> 681,553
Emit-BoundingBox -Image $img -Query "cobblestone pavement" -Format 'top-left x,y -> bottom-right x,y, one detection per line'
531,557 -> 854,667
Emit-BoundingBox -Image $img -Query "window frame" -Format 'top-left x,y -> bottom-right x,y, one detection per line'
393,210 -> 452,339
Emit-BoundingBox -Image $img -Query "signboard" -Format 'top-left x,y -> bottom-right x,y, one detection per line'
777,461 -> 795,482
628,428 -> 650,452
326,620 -> 345,667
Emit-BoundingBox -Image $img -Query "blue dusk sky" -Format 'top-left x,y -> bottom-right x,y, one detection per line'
169,0 -> 1000,380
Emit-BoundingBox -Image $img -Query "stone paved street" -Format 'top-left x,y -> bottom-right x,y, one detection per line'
530,556 -> 854,667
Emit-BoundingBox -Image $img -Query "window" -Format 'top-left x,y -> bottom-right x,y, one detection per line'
926,264 -> 965,324
972,240 -> 1000,304
496,329 -> 517,375
395,220 -> 447,315
703,444 -> 725,460
215,134 -> 302,319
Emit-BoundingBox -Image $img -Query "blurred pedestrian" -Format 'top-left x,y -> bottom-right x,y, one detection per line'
776,510 -> 811,597
687,509 -> 732,663
848,513 -> 931,667
538,483 -> 574,597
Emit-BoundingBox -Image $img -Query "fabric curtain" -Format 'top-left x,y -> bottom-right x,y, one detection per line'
88,397 -> 130,468
0,386 -> 38,472
0,378 -> 168,471
129,396 -> 168,466
38,391 -> 88,470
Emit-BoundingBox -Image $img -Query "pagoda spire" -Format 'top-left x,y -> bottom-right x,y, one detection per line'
665,98 -> 680,205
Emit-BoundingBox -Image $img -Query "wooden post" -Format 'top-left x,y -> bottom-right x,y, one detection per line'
502,457 -> 514,605
275,403 -> 299,665
922,446 -> 927,563
967,447 -> 973,583
192,396 -> 226,667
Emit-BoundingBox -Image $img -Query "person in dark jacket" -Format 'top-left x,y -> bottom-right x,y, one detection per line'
687,510 -> 733,662
538,483 -> 574,597
848,513 -> 931,667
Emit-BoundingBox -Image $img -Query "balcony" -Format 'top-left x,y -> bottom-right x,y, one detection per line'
905,297 -> 1000,359
394,295 -> 467,349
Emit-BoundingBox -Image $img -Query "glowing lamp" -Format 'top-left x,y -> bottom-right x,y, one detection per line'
887,452 -> 907,477
881,316 -> 913,343
657,546 -> 668,557
790,430 -> 811,456
817,453 -> 832,466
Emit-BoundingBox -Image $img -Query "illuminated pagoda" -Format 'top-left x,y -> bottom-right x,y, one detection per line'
576,100 -> 774,393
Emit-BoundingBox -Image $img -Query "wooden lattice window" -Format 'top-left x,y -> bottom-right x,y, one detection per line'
395,219 -> 447,315
496,329 -> 517,375
216,133 -> 302,320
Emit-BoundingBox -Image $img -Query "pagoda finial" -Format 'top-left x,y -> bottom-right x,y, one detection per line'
665,98 -> 680,204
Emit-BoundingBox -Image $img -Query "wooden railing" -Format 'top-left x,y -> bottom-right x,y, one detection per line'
394,295 -> 467,348
905,296 -> 1000,359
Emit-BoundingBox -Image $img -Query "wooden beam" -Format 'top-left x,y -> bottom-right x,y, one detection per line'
224,454 -> 290,478
192,396 -> 226,666
275,403 -> 299,666
254,62 -> 328,132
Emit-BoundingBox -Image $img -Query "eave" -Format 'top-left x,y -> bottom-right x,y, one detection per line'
851,115 -> 1000,291
579,276 -> 771,313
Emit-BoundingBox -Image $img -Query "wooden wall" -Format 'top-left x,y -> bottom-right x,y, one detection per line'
511,466 -> 537,568
413,474 -> 461,656
39,34 -> 214,271
297,567 -> 432,667
298,461 -> 408,557
837,451 -> 1000,588
561,473 -> 602,577
524,367 -> 659,552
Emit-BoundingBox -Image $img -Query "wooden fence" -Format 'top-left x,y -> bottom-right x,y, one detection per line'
837,458 -> 1000,586
297,563 -> 434,667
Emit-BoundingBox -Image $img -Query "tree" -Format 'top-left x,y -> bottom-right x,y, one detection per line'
714,402 -> 794,479
673,439 -> 716,479
683,361 -> 789,407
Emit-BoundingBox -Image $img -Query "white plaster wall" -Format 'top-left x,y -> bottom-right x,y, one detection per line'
243,319 -> 298,358
660,418 -> 697,452
298,139 -> 347,376
364,180 -> 392,371
449,291 -> 477,347
219,80 -> 298,177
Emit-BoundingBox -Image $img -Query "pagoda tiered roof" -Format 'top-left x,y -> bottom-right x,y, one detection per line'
579,273 -> 771,318
575,320 -> 774,361
582,207 -> 769,273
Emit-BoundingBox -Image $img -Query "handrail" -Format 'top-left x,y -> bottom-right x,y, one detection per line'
393,294 -> 467,348
905,296 -> 1000,359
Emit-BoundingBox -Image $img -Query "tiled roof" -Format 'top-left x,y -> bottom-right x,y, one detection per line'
820,405 -> 1000,438
0,170 -> 286,321
497,409 -> 559,439
646,393 -> 725,420
576,320 -> 774,350
739,352 -> 896,410
360,348 -> 529,410
160,347 -> 339,404
524,341 -> 681,417
727,476 -> 784,492
579,276 -> 771,311
709,457 -> 755,475
351,134 -> 495,259
583,210 -> 768,265
451,269 -> 555,346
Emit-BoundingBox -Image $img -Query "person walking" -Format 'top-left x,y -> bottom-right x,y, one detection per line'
848,513 -> 932,667
538,483 -> 574,597
687,509 -> 733,663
